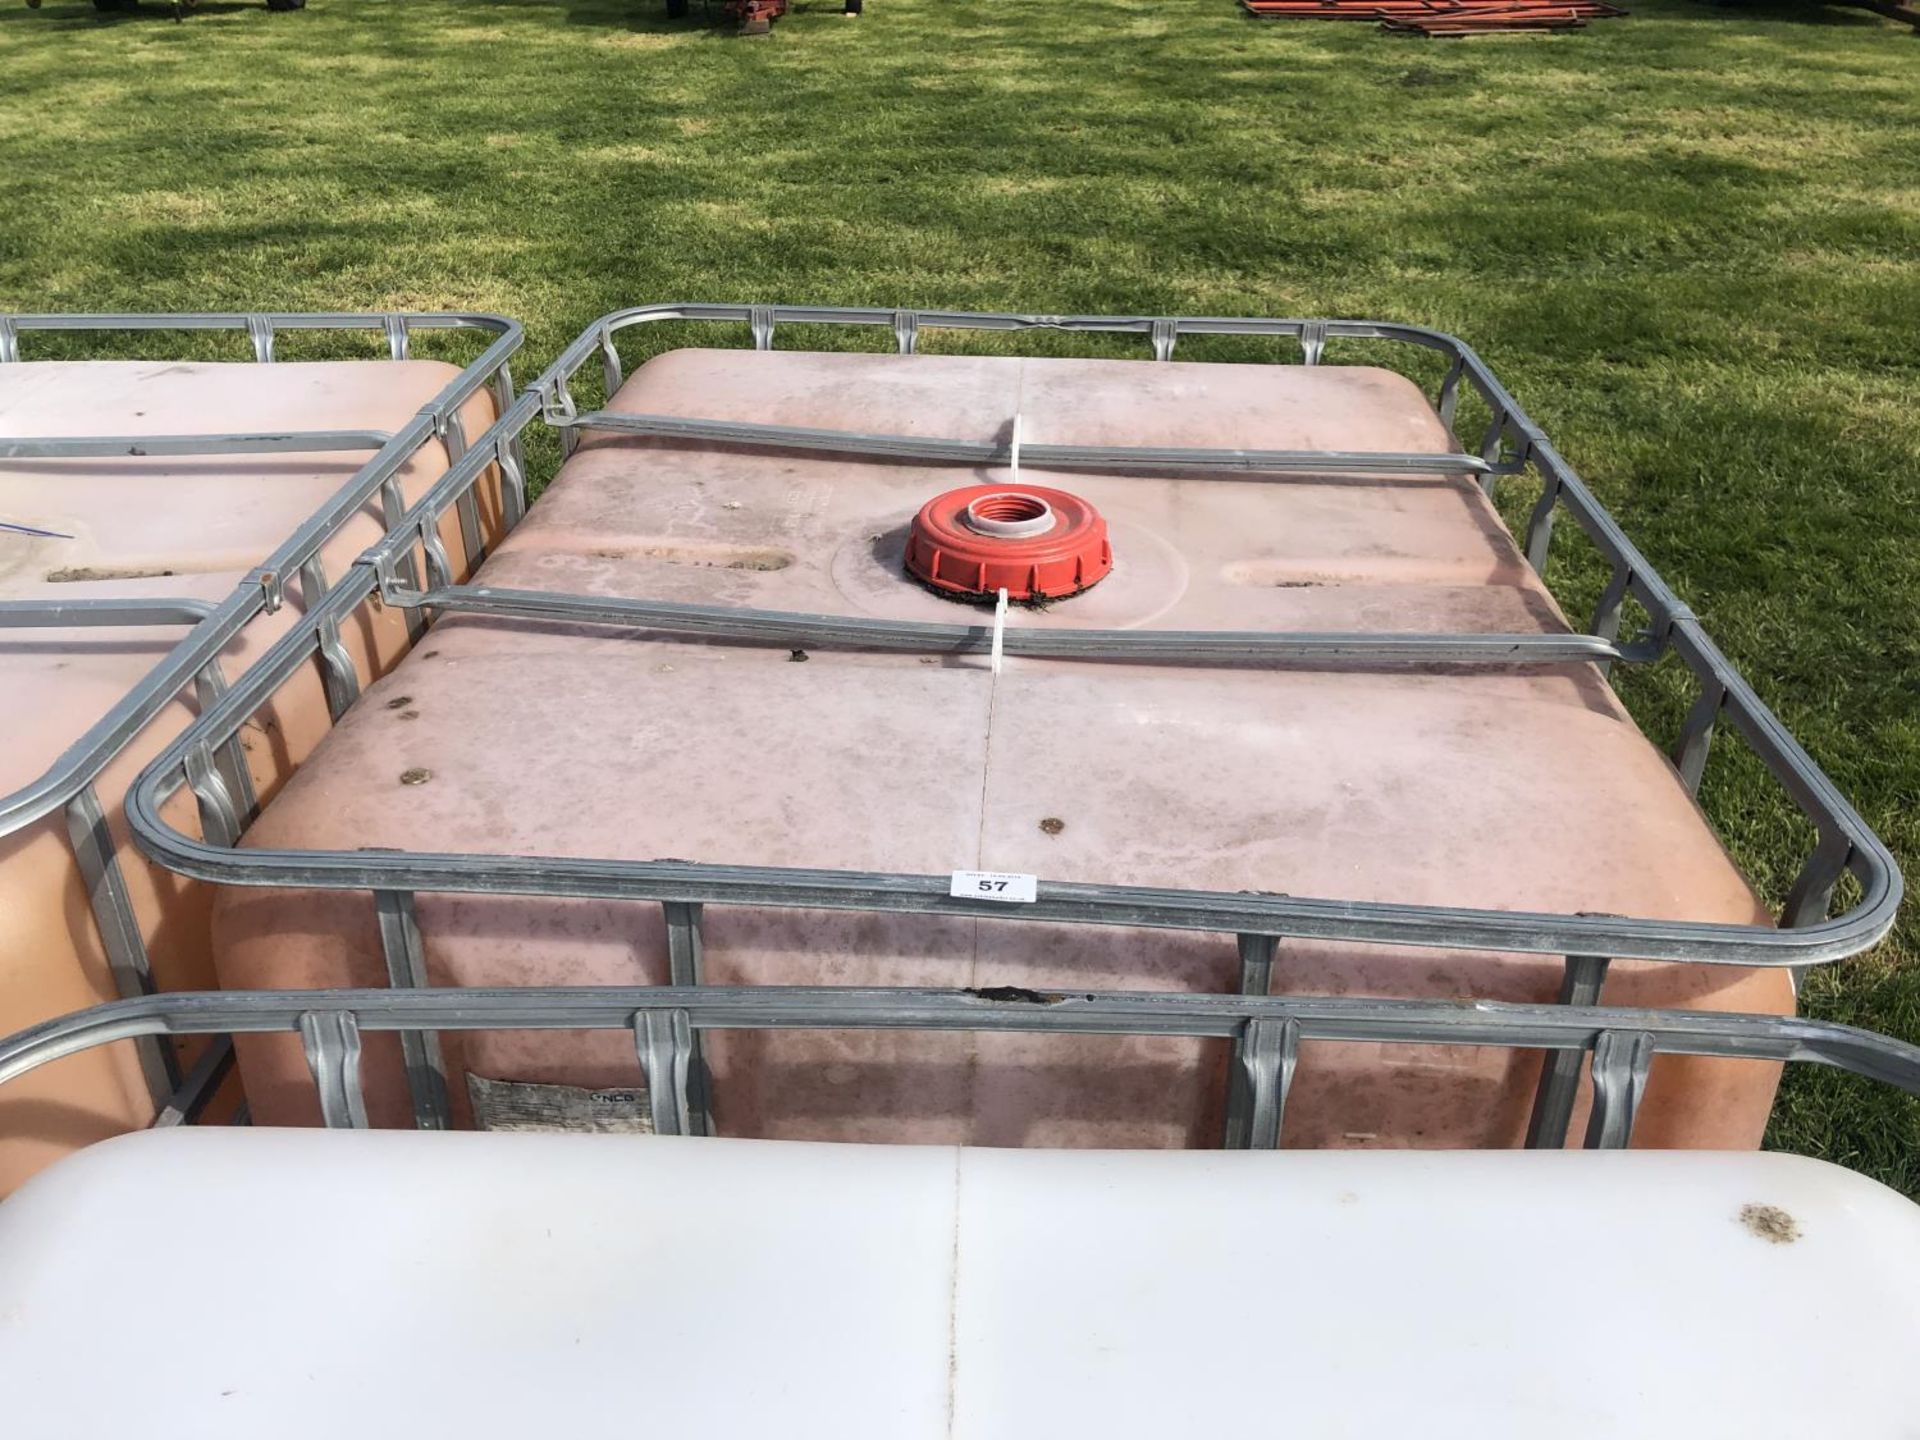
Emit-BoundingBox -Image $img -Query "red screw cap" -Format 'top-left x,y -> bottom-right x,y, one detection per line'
904,484 -> 1113,602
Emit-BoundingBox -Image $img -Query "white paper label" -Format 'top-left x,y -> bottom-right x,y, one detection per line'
950,870 -> 1039,904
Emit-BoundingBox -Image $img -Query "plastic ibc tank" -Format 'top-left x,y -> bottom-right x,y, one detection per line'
5,1131 -> 1918,1436
0,357 -> 501,1191
214,349 -> 1794,1147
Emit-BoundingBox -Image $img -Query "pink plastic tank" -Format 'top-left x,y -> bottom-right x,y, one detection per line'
214,348 -> 1793,1148
0,358 -> 500,1191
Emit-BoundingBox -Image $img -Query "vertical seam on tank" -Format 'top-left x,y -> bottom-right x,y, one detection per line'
962,359 -> 1029,1121
944,1147 -> 965,1440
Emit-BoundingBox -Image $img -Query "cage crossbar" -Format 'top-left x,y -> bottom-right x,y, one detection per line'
2,986 -> 1916,1153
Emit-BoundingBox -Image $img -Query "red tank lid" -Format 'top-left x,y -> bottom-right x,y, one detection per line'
904,483 -> 1113,602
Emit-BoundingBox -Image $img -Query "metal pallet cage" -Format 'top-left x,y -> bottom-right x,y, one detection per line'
109,305 -> 1902,1144
0,310 -> 524,1111
2,984 -> 1917,1152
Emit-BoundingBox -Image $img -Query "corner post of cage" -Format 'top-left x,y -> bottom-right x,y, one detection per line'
632,1007 -> 696,1137
373,890 -> 451,1131
1224,932 -> 1279,1147
1524,954 -> 1612,1149
299,1009 -> 370,1130
1583,1029 -> 1654,1150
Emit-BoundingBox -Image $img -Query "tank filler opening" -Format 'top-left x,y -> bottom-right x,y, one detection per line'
904,482 -> 1113,604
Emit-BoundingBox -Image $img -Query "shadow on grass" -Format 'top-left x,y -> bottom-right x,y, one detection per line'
1671,0 -> 1913,26
498,0 -> 865,34
0,0 -> 276,23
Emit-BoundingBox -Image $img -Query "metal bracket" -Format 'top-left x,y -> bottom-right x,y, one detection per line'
1224,932 -> 1278,1147
436,410 -> 484,568
299,1010 -> 369,1129
892,310 -> 920,356
247,565 -> 289,614
1783,832 -> 1852,931
496,439 -> 528,528
64,785 -> 177,1103
153,1037 -> 236,1129
1673,679 -> 1728,795
1240,1016 -> 1301,1150
663,902 -> 714,1135
191,659 -> 259,830
1584,1029 -> 1654,1149
181,742 -> 243,850
0,316 -> 18,364
297,555 -> 361,720
378,476 -> 427,640
632,1008 -> 696,1136
1523,477 -> 1560,575
749,305 -> 776,352
1436,354 -> 1467,429
598,328 -> 624,398
245,315 -> 275,364
1150,318 -> 1178,363
1523,954 -> 1611,1149
373,890 -> 450,1130
384,315 -> 410,361
1298,321 -> 1328,367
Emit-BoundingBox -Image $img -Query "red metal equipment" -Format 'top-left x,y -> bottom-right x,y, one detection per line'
1241,0 -> 1624,32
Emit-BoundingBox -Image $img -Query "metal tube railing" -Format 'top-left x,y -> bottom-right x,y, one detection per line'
2,986 -> 1916,1153
117,307 -> 1897,988
1,311 -> 524,1105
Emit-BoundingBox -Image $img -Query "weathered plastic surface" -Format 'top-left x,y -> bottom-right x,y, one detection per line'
4,1129 -> 1917,1436
216,349 -> 1792,1147
0,360 -> 499,1191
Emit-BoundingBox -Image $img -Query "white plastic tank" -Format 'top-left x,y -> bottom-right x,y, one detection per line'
1,1128 -> 1916,1436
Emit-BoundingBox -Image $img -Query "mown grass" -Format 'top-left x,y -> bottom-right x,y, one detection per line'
2,0 -> 1916,1188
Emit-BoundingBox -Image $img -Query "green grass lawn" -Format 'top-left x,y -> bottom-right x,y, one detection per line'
2,0 -> 1916,1186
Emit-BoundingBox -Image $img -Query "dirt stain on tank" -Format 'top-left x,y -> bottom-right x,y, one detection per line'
1738,1203 -> 1800,1244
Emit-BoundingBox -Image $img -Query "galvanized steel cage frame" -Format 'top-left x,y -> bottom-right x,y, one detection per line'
113,305 -> 1902,1145
0,310 -> 525,1107
2,985 -> 1917,1157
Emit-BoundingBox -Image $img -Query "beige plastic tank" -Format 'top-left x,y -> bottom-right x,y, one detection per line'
0,359 -> 501,1192
214,349 -> 1794,1148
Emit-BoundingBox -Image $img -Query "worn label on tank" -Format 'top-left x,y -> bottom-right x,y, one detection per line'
466,1074 -> 654,1134
950,870 -> 1039,903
